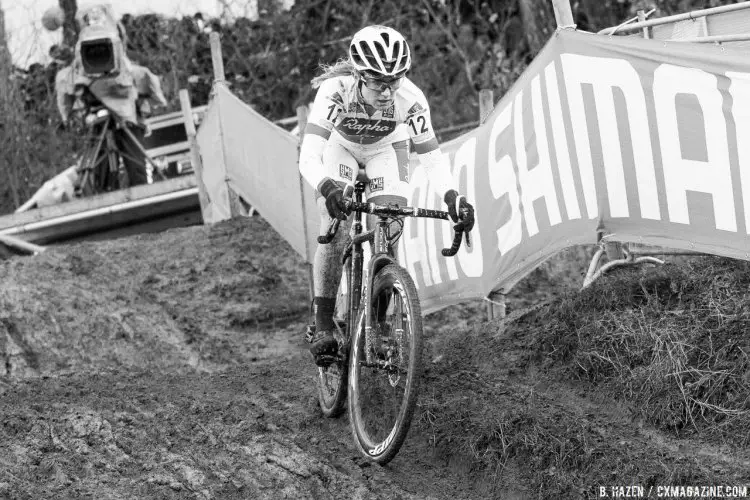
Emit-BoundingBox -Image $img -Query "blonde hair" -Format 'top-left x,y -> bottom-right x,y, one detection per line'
311,59 -> 360,88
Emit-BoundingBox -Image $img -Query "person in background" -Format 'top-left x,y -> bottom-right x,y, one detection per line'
49,4 -> 167,187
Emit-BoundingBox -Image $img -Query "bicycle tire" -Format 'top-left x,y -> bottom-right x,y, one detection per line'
317,263 -> 350,418
348,263 -> 423,465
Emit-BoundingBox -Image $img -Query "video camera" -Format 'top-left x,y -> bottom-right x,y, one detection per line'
79,36 -> 120,76
74,4 -> 125,78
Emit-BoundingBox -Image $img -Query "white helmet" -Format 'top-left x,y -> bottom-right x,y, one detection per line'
348,25 -> 411,78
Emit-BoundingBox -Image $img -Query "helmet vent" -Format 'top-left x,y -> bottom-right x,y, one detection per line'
397,53 -> 408,72
373,42 -> 387,61
350,49 -> 365,67
392,41 -> 401,60
358,42 -> 382,71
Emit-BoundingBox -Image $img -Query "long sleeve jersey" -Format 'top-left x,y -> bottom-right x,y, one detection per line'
299,75 -> 455,197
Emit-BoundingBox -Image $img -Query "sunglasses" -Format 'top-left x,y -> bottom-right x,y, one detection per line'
361,75 -> 404,93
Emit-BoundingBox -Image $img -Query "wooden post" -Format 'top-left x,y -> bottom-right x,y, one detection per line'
0,2 -> 11,98
551,0 -> 575,27
477,89 -> 506,320
179,89 -> 210,223
487,292 -> 507,321
296,106 -> 308,135
208,31 -> 245,219
297,105 -> 315,303
209,32 -> 226,84
637,10 -> 651,39
478,89 -> 494,124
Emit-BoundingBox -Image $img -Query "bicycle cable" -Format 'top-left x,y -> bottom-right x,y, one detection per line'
386,217 -> 405,248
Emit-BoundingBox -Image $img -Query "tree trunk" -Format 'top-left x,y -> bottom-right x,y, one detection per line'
517,0 -> 555,56
0,0 -> 11,75
59,0 -> 78,48
0,0 -> 21,209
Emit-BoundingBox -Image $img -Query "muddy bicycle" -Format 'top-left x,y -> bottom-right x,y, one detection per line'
306,181 -> 470,465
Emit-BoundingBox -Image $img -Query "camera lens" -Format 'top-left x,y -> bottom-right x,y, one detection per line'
80,38 -> 115,75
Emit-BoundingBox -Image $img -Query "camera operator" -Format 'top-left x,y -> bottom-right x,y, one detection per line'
51,3 -> 167,188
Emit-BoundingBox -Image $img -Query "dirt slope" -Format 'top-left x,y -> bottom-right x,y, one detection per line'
1,217 -> 749,500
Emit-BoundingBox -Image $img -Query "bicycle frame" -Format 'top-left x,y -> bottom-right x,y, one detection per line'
314,180 -> 469,463
321,181 -> 468,357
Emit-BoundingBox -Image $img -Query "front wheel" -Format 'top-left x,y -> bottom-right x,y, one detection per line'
348,264 -> 423,465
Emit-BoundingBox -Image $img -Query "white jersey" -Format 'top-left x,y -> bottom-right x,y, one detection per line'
299,75 -> 454,197
306,75 -> 437,149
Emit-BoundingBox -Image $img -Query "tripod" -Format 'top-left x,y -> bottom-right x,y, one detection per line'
75,105 -> 165,197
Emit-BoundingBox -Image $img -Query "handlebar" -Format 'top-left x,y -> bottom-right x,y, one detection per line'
317,196 -> 471,257
441,220 -> 470,257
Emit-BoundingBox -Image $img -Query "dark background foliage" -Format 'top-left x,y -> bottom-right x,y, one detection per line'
0,0 -> 742,214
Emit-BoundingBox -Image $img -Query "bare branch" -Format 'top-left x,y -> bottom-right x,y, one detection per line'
361,0 -> 376,28
419,0 -> 475,89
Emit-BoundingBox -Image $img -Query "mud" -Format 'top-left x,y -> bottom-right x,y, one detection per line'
0,217 -> 748,499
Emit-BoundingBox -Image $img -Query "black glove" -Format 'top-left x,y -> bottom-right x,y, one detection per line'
444,189 -> 475,232
318,177 -> 348,221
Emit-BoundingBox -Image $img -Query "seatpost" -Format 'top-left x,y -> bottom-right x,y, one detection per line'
349,182 -> 367,332
352,183 -> 365,233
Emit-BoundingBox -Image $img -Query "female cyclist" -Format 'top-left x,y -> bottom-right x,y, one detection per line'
299,25 -> 475,365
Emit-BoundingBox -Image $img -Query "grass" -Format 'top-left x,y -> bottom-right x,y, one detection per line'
415,254 -> 750,497
550,257 -> 750,441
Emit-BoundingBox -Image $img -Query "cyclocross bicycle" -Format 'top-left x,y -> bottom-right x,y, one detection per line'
306,181 -> 470,465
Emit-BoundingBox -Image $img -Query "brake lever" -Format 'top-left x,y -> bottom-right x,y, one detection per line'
458,207 -> 472,248
318,219 -> 340,244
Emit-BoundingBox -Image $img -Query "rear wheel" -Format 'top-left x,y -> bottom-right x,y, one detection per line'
317,262 -> 350,418
348,264 -> 423,465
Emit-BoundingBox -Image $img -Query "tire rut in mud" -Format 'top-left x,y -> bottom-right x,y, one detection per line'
1,219 -> 749,499
0,347 -> 476,500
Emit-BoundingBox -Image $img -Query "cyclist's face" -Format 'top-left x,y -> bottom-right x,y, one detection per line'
359,73 -> 403,110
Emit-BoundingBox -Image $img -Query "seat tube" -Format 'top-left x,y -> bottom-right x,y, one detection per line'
349,184 -> 366,330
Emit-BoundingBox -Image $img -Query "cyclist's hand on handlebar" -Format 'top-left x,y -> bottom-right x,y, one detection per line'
444,189 -> 475,232
318,177 -> 348,221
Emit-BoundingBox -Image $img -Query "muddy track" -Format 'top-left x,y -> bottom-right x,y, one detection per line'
0,323 -> 485,500
1,218 -> 749,499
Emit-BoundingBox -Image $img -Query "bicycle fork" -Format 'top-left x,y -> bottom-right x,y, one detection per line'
363,223 -> 399,367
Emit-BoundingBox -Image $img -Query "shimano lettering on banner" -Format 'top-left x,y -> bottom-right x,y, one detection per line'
399,30 -> 750,314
